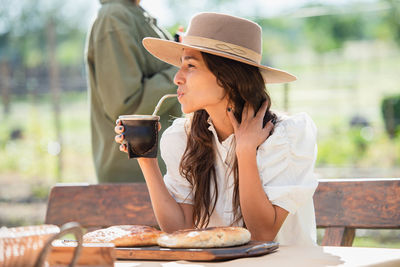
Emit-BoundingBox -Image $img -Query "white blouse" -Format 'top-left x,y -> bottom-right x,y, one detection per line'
160,112 -> 318,246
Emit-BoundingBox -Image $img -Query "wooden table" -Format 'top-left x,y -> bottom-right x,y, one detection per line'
114,245 -> 400,267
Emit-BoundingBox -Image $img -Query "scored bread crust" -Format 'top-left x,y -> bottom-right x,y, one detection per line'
83,225 -> 163,246
157,226 -> 251,248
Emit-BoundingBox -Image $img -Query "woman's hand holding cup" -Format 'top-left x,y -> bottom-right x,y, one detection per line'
114,118 -> 162,155
114,119 -> 128,153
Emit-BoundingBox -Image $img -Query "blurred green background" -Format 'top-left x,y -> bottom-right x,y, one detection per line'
0,0 -> 399,247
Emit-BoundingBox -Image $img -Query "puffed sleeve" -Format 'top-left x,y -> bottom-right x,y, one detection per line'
257,112 -> 318,214
160,118 -> 194,204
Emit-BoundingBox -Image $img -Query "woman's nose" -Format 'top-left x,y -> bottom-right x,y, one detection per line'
174,68 -> 185,86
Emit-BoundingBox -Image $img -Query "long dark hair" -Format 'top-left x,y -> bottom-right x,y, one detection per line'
179,52 -> 277,228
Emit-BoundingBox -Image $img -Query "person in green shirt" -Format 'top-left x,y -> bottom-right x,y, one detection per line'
86,0 -> 181,183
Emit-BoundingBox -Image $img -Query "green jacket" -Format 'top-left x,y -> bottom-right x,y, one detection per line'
86,0 -> 181,183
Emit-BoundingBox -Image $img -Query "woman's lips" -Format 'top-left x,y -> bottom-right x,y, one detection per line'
177,91 -> 184,99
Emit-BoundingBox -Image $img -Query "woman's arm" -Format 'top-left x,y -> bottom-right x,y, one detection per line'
228,101 -> 288,241
236,150 -> 288,241
137,158 -> 194,232
115,123 -> 193,232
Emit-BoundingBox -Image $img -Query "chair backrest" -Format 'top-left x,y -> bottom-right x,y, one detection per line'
45,183 -> 157,230
313,178 -> 400,246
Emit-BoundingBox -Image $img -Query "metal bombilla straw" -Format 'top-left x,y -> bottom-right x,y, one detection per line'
152,94 -> 178,116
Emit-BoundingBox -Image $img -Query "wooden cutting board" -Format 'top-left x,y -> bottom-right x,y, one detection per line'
116,241 -> 279,261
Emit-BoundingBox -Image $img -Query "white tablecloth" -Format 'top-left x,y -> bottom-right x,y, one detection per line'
115,245 -> 400,267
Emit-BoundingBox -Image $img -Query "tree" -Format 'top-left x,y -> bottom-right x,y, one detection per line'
382,0 -> 400,46
303,5 -> 365,54
0,31 -> 11,115
0,0 -> 92,180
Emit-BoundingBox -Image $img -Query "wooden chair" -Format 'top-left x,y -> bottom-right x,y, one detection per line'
45,183 -> 157,230
313,178 -> 400,246
45,179 -> 400,246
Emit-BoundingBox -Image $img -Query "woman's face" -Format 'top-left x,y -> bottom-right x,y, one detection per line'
174,49 -> 227,114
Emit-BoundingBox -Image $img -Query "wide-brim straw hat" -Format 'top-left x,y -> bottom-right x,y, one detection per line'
143,12 -> 296,84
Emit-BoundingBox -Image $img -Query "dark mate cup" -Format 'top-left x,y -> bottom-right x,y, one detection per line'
118,115 -> 160,159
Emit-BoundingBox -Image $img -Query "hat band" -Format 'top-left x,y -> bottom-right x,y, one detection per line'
182,36 -> 261,64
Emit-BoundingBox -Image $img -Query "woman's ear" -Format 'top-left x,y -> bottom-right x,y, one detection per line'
226,98 -> 235,113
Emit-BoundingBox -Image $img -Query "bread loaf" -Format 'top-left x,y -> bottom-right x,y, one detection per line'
157,226 -> 251,248
83,225 -> 163,246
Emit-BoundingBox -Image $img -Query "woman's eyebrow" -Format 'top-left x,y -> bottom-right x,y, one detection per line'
181,55 -> 200,62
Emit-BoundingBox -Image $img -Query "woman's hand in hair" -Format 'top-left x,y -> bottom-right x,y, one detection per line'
227,100 -> 274,156
114,119 -> 162,153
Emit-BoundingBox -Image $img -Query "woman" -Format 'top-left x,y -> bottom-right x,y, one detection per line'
115,12 -> 318,245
